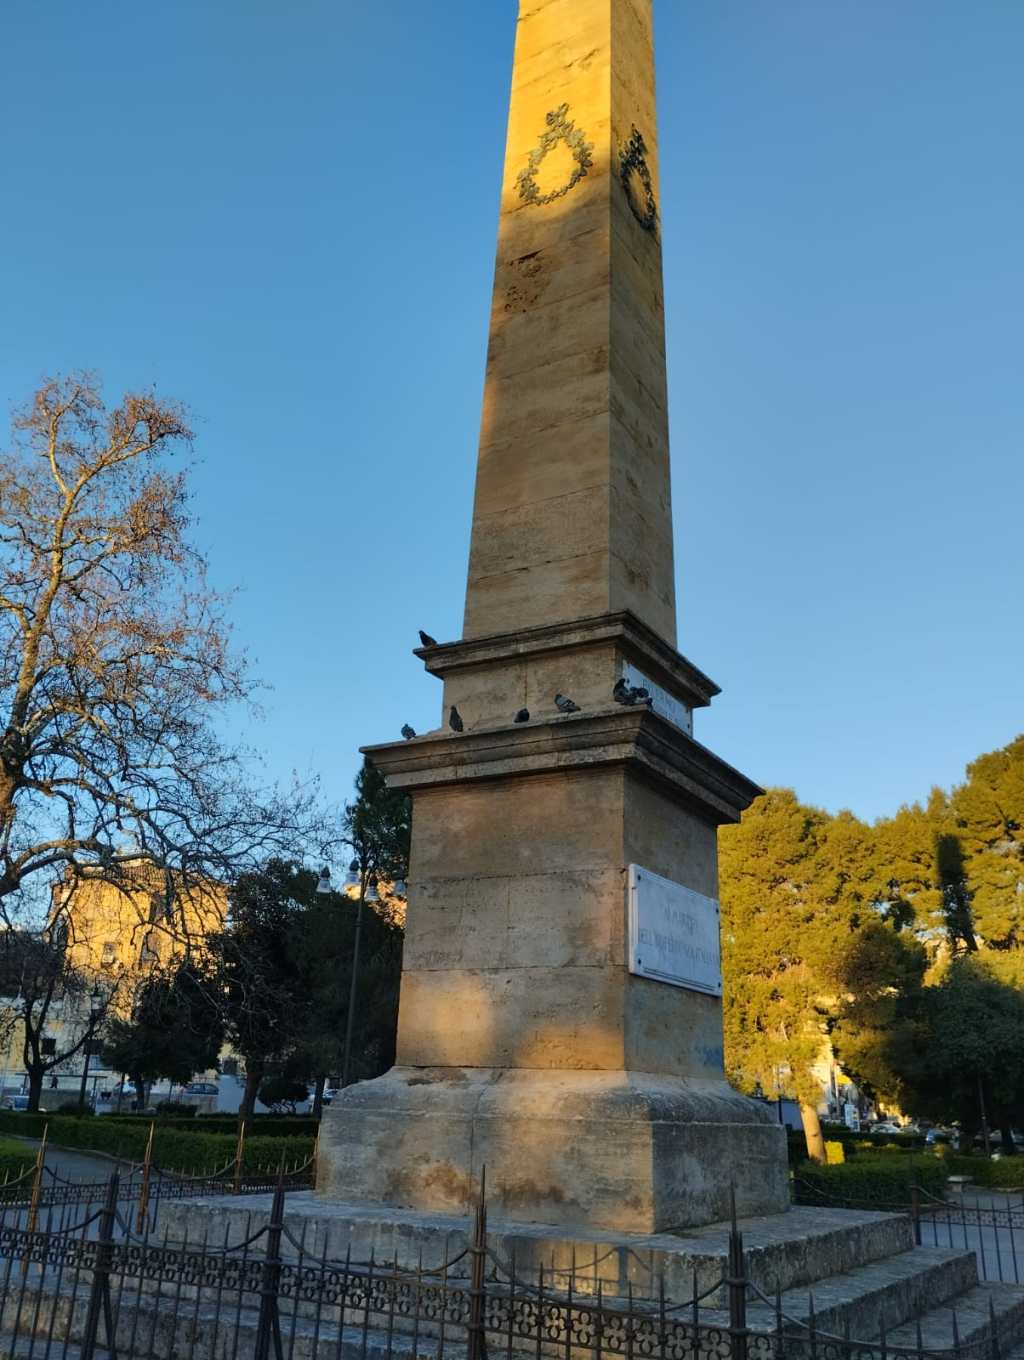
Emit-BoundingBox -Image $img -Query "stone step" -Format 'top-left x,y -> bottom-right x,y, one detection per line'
743,1246 -> 979,1342
0,1281 -> 467,1360
882,1282 -> 1024,1355
159,1191 -> 920,1302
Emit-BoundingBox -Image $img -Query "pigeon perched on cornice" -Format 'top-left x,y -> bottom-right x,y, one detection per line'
449,706 -> 464,732
514,708 -> 530,723
418,630 -> 438,648
401,724 -> 416,740
614,678 -> 651,707
554,693 -> 580,714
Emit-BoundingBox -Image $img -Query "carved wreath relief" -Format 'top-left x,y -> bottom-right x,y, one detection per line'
619,125 -> 658,235
517,104 -> 594,207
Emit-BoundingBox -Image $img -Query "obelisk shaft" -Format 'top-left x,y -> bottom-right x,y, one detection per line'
464,0 -> 676,646
319,0 -> 787,1234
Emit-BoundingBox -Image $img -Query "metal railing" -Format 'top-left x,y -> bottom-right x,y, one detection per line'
793,1173 -> 1024,1284
0,1173 -> 1009,1360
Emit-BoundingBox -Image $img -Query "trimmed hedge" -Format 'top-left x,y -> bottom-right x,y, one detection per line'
787,1129 -> 926,1166
0,1111 -> 313,1175
793,1157 -> 948,1205
110,1114 -> 317,1138
946,1155 -> 1024,1189
0,1138 -> 37,1182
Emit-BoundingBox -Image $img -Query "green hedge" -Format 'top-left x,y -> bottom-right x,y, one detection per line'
793,1157 -> 948,1205
0,1138 -> 37,1182
788,1129 -> 926,1165
0,1111 -> 313,1175
108,1114 -> 317,1138
945,1155 -> 1024,1188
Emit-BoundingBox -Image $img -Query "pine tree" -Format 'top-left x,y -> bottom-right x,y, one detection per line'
722,791 -> 838,1161
954,736 -> 1024,950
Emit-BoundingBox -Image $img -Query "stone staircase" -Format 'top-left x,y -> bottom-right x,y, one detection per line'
0,1195 -> 1020,1358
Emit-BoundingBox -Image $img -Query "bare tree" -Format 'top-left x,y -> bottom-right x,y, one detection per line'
0,925 -> 117,1110
0,373 -> 323,938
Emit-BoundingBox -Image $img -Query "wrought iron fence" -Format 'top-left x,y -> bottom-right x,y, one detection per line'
0,1171 -> 1009,1360
0,1119 -> 315,1227
793,1175 -> 1024,1284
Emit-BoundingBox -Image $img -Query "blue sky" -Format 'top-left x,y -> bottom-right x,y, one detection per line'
2,2 -> 1021,830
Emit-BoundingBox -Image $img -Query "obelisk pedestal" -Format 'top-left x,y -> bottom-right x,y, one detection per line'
318,0 -> 788,1233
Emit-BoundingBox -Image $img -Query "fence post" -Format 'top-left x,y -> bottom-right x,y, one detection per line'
136,1120 -> 155,1234
20,1122 -> 49,1280
467,1168 -> 489,1360
727,1188 -> 748,1360
26,1122 -> 48,1236
80,1172 -> 119,1360
911,1185 -> 922,1246
253,1172 -> 286,1360
233,1122 -> 247,1195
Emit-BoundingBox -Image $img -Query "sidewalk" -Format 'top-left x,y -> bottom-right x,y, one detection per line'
10,1135 -> 134,1181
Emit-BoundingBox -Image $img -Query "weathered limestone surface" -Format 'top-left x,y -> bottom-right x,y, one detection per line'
465,0 -> 676,644
319,0 -> 788,1234
318,1067 -> 786,1233
160,1194 -> 921,1305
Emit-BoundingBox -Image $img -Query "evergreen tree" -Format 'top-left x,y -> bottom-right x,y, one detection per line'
213,859 -> 310,1129
103,959 -> 223,1110
722,790 -> 843,1161
954,737 -> 1024,950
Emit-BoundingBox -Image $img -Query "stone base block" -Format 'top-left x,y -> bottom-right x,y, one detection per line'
316,1066 -> 789,1234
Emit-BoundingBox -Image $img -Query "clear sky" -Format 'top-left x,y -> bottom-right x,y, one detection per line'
2,2 -> 1021,831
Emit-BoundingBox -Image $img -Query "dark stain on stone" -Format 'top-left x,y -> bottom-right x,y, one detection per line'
498,1178 -> 568,1209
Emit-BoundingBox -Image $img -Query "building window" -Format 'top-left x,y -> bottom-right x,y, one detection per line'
41,1037 -> 56,1057
101,941 -> 116,968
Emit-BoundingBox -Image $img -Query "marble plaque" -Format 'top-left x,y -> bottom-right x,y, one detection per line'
628,864 -> 722,994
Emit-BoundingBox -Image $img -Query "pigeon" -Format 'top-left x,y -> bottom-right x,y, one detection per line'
614,678 -> 652,706
514,708 -> 530,724
449,705 -> 464,732
418,630 -> 438,648
554,693 -> 580,714
401,724 -> 416,740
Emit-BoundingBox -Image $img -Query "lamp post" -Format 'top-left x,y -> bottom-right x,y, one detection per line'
340,862 -> 370,1090
311,868 -> 333,1121
77,987 -> 104,1115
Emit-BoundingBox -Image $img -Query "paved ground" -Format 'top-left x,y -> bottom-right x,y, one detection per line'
8,1134 -> 132,1182
920,1191 -> 1024,1282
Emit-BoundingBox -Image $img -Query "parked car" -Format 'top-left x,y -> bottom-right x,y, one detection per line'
184,1082 -> 218,1096
871,1122 -> 904,1136
0,1094 -> 29,1111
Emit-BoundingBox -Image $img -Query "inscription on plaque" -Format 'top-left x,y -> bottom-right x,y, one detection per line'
627,865 -> 722,995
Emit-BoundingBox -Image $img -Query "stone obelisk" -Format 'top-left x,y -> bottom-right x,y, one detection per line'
319,0 -> 788,1233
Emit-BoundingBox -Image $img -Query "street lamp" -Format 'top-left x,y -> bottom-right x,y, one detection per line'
315,867 -> 332,896
77,987 -> 104,1115
343,859 -> 359,888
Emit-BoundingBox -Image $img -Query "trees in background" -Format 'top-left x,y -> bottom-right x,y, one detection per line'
0,373 -> 323,946
216,762 -> 409,1128
214,860 -> 309,1129
720,791 -> 876,1161
722,732 -> 1024,1158
102,959 -> 223,1110
0,925 -> 116,1110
